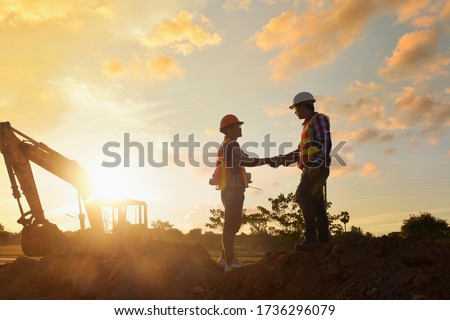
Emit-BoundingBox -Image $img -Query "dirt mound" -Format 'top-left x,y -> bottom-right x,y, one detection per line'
0,236 -> 448,299
209,236 -> 450,299
0,241 -> 223,299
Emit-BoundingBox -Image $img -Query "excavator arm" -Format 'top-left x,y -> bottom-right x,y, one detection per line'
0,121 -> 103,256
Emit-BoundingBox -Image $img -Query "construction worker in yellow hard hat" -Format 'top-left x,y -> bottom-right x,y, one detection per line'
211,114 -> 274,272
271,92 -> 332,251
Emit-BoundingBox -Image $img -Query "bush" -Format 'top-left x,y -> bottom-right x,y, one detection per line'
401,212 -> 450,240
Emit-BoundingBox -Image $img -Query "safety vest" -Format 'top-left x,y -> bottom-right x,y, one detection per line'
298,114 -> 320,167
214,138 -> 248,190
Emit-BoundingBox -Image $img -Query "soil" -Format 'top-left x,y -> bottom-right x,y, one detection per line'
0,236 -> 448,299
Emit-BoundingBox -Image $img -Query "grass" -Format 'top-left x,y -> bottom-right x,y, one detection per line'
0,245 -> 23,257
0,243 -> 266,263
209,249 -> 265,264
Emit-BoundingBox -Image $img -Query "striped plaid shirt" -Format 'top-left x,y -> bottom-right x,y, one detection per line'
284,112 -> 332,168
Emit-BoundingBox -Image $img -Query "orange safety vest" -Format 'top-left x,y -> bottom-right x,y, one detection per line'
298,114 -> 320,167
214,138 -> 248,190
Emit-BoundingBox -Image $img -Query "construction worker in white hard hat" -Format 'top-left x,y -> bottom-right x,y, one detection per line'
211,114 -> 274,272
271,92 -> 332,251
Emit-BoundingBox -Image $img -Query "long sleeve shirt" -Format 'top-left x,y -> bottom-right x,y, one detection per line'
222,140 -> 269,187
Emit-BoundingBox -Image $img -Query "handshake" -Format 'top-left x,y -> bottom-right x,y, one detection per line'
266,156 -> 285,168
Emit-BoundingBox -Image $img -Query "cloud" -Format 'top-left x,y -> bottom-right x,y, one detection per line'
0,1 -> 106,130
389,0 -> 430,24
252,1 -> 376,81
408,138 -> 421,148
395,87 -> 432,114
140,11 -> 222,55
0,1 -> 79,25
305,0 -> 325,10
102,56 -> 185,81
384,147 -> 396,155
263,105 -> 292,117
330,163 -> 358,179
428,137 -> 438,145
395,86 -> 450,134
353,98 -> 386,123
376,117 -> 408,130
379,133 -> 395,142
330,146 -> 355,176
251,0 -> 447,82
331,130 -> 352,142
359,161 -> 380,179
0,2 -> 219,131
223,0 -> 252,11
379,29 -> 450,82
442,0 -> 450,19
344,127 -> 395,145
183,201 -> 221,232
93,5 -> 118,20
204,128 -> 218,136
146,55 -> 185,80
411,15 -> 435,28
350,128 -> 380,144
386,0 -> 450,27
332,145 -> 355,168
346,81 -> 381,93
315,96 -> 347,117
0,1 -> 165,130
325,96 -> 385,125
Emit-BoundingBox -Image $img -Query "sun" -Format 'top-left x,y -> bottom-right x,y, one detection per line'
88,167 -> 129,201
83,167 -> 151,231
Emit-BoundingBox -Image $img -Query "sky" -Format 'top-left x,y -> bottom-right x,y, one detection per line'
0,0 -> 449,236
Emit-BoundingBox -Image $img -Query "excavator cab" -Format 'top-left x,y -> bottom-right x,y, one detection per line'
99,199 -> 148,232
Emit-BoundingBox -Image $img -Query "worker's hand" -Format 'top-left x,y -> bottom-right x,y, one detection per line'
269,156 -> 283,168
267,157 -> 278,168
266,157 -> 276,168
307,167 -> 320,183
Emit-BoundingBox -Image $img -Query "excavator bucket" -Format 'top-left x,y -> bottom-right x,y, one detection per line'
21,222 -> 68,257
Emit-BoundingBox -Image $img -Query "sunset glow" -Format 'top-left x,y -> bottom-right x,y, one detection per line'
0,0 -> 449,235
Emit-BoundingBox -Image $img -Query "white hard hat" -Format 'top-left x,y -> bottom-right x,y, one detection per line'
289,92 -> 316,109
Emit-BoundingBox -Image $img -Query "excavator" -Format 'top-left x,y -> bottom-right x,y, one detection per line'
0,121 -> 148,257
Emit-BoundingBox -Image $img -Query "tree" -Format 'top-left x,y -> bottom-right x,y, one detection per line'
339,211 -> 350,232
349,226 -> 373,237
401,212 -> 450,240
0,223 -> 10,244
186,228 -> 202,237
149,219 -> 183,242
205,209 -> 225,230
257,192 -> 305,241
245,210 -> 274,235
151,220 -> 174,231
328,212 -> 344,236
184,228 -> 203,244
205,193 -> 346,246
205,208 -> 249,231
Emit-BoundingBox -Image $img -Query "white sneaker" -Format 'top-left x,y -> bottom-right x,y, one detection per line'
217,256 -> 243,268
225,261 -> 244,272
216,256 -> 226,268
231,257 -> 245,266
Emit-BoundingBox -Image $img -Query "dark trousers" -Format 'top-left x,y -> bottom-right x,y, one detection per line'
221,187 -> 245,264
295,167 -> 330,242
